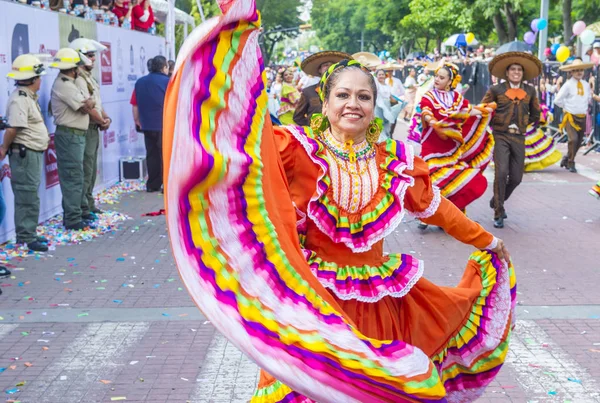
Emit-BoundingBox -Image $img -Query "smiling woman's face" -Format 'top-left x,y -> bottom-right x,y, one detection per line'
322,68 -> 375,141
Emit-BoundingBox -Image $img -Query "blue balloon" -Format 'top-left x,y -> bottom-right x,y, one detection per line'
551,43 -> 560,55
537,18 -> 548,31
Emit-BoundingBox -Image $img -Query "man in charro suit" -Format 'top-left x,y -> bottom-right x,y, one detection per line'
482,51 -> 542,228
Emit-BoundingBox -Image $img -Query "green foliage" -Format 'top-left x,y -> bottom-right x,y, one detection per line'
311,0 -> 393,54
401,0 -> 473,40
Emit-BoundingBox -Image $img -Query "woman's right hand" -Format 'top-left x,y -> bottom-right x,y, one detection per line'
491,238 -> 511,265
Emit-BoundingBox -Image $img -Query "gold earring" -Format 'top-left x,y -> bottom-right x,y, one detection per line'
310,113 -> 329,135
366,119 -> 381,143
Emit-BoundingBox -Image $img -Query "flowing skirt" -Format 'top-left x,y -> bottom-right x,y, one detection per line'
163,1 -> 516,401
590,181 -> 600,199
523,127 -> 561,172
253,251 -> 516,402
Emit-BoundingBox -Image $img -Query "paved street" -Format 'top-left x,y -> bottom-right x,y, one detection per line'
0,139 -> 599,402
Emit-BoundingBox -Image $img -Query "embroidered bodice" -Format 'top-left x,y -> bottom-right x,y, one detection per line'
320,129 -> 379,213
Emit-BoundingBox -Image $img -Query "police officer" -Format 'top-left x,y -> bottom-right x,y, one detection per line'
70,39 -> 111,220
0,55 -> 50,252
49,48 -> 96,231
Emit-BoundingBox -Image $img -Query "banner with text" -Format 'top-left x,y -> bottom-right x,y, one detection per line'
0,3 -> 165,242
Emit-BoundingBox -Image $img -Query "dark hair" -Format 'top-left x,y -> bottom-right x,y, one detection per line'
151,55 -> 168,73
323,64 -> 377,105
147,57 -> 154,73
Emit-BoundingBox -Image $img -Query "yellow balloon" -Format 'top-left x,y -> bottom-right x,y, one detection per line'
466,32 -> 475,44
556,45 -> 570,63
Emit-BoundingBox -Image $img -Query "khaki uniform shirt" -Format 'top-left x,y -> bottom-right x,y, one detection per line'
50,73 -> 90,130
75,68 -> 103,115
5,87 -> 49,151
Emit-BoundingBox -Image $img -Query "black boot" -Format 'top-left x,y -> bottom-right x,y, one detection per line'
560,156 -> 568,169
493,217 -> 504,228
27,241 -> 49,252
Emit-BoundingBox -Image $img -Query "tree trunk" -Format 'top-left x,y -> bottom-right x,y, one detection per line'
504,2 -> 519,42
563,0 -> 573,45
493,12 -> 509,44
424,34 -> 430,53
437,36 -> 443,54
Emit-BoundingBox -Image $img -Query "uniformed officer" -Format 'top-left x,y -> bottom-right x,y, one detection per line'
49,48 -> 96,231
0,55 -> 50,252
70,38 -> 111,221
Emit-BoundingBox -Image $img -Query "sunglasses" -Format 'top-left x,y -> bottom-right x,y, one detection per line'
572,69 -> 584,73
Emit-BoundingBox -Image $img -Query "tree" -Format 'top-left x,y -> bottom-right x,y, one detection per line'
310,0 -> 393,54
401,0 -> 473,51
257,0 -> 303,64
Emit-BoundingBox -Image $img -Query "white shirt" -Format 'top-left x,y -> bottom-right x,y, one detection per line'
404,76 -> 417,89
554,77 -> 591,115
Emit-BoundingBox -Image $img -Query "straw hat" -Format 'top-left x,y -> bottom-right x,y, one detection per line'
351,52 -> 381,68
559,58 -> 595,71
377,62 -> 403,71
301,51 -> 352,76
488,51 -> 542,81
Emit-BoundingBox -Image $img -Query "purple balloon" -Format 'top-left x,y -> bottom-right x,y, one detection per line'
524,31 -> 536,45
531,19 -> 540,32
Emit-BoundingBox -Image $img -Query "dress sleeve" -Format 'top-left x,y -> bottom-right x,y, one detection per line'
404,157 -> 496,250
273,125 -> 297,182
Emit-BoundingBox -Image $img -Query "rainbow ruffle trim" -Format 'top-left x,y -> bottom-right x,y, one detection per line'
287,125 -> 415,253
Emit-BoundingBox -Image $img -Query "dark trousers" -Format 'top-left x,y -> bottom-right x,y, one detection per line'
55,128 -> 86,226
143,131 -> 163,191
9,150 -> 43,243
492,132 -> 525,219
81,127 -> 100,215
562,114 -> 586,168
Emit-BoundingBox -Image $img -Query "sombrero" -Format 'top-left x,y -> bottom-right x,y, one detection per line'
378,62 -> 403,71
301,51 -> 352,76
351,52 -> 382,69
488,51 -> 542,81
559,58 -> 595,71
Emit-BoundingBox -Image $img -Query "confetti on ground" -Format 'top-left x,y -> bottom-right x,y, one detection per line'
110,397 -> 127,401
15,382 -> 25,387
567,377 -> 582,383
0,181 -> 144,261
5,388 -> 19,394
95,180 -> 145,205
77,313 -> 89,317
24,362 -> 32,367
100,380 -> 112,385
129,361 -> 138,365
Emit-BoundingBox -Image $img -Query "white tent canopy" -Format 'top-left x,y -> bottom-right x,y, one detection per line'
149,0 -> 195,60
150,0 -> 195,26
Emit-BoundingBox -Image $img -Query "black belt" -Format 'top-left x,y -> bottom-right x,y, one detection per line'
11,144 -> 44,153
56,125 -> 87,136
89,124 -> 100,130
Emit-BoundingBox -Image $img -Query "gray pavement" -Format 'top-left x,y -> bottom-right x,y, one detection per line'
0,137 -> 598,402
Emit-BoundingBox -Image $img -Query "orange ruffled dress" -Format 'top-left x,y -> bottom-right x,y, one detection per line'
252,124 -> 515,402
163,1 -> 516,401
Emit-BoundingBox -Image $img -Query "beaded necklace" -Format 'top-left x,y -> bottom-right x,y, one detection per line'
320,129 -> 375,162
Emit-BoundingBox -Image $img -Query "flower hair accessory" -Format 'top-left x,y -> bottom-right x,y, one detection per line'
318,59 -> 371,101
435,63 -> 462,90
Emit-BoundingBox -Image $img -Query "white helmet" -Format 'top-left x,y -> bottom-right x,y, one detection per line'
50,48 -> 82,70
7,54 -> 46,81
69,38 -> 97,55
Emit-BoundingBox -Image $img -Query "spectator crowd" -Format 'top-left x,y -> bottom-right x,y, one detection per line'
5,0 -> 156,33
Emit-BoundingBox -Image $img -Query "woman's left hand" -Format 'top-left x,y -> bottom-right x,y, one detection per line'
491,238 -> 511,265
